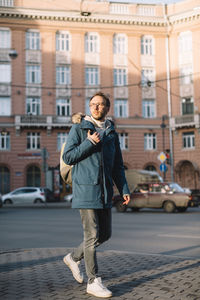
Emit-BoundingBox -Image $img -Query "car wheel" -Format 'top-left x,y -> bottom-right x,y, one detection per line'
116,201 -> 127,212
164,201 -> 176,213
177,207 -> 187,212
34,198 -> 43,204
4,199 -> 12,205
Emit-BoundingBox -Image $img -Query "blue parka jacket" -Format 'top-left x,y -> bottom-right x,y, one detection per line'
62,118 -> 130,209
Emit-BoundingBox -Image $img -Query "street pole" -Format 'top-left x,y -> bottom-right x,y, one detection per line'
161,115 -> 167,181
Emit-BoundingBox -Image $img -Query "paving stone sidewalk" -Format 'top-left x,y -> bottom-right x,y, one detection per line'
0,248 -> 200,300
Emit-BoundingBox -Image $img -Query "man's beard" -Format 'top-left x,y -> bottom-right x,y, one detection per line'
92,111 -> 106,121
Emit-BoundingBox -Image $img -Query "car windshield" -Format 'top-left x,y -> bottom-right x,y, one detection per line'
168,183 -> 184,193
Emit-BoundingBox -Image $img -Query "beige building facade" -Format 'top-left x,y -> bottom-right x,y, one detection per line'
0,0 -> 200,196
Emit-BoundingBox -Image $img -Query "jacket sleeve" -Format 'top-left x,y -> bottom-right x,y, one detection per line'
62,124 -> 96,165
112,133 -> 130,196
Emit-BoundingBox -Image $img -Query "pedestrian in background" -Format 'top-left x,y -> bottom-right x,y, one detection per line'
62,91 -> 130,298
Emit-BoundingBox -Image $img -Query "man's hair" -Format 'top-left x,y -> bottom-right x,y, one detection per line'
90,92 -> 110,108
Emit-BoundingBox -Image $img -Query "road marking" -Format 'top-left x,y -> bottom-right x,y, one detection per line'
158,234 -> 200,239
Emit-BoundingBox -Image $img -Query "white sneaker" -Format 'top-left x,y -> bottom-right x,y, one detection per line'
63,253 -> 84,284
87,277 -> 112,298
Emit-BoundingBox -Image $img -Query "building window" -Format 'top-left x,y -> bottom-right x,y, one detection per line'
141,36 -> 154,55
118,133 -> 128,150
0,28 -> 10,48
56,99 -> 71,116
57,132 -> 68,151
26,31 -> 40,50
0,97 -> 11,115
141,68 -> 155,87
145,165 -> 156,171
114,99 -> 128,118
56,66 -> 71,85
0,132 -> 10,150
144,133 -> 156,150
180,66 -> 193,85
56,31 -> 70,51
85,33 -> 99,53
0,64 -> 11,83
26,65 -> 41,84
85,67 -> 99,85
26,98 -> 41,115
27,132 -> 40,150
114,68 -> 127,86
182,132 -> 195,149
181,97 -> 194,115
142,99 -> 155,118
178,31 -> 192,53
113,34 -> 127,55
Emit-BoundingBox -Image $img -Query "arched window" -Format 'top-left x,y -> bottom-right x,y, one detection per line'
0,166 -> 10,194
27,165 -> 41,187
145,165 -> 156,171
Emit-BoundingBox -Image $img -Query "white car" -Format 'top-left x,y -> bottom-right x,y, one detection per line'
64,193 -> 73,202
2,187 -> 46,205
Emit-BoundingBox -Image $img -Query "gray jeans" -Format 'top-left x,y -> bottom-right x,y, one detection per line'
71,208 -> 112,283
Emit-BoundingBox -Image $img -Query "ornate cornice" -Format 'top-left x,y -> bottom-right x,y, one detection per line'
0,7 -> 166,27
0,6 -> 200,27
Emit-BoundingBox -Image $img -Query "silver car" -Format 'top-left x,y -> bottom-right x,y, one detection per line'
2,187 -> 46,205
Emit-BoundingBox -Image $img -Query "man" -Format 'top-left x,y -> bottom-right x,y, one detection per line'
62,92 -> 130,298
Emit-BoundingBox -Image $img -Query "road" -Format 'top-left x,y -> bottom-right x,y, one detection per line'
0,205 -> 200,258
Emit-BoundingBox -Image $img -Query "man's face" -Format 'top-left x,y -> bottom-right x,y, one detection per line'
89,95 -> 109,121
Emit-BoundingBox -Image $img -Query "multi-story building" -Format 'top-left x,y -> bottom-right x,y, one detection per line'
0,0 -> 200,197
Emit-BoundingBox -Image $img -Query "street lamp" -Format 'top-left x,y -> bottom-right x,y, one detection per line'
8,49 -> 18,59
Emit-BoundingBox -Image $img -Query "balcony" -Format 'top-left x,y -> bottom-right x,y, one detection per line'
0,0 -> 14,7
15,115 -> 72,135
170,114 -> 200,130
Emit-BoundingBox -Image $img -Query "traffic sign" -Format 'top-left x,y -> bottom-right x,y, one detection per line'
157,152 -> 166,163
160,163 -> 167,173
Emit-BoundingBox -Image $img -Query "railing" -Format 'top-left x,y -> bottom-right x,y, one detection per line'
170,114 -> 200,130
175,114 -> 194,125
0,0 -> 14,7
20,115 -> 47,124
15,115 -> 72,127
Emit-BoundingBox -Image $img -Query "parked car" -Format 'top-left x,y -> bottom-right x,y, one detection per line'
42,187 -> 55,202
2,187 -> 46,204
64,193 -> 73,203
113,182 -> 193,213
0,193 -> 3,208
190,189 -> 200,206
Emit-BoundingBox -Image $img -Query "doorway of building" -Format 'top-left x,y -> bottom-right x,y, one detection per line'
175,160 -> 199,189
0,166 -> 10,194
27,165 -> 41,187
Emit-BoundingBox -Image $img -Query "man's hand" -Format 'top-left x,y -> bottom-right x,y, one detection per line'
88,130 -> 101,144
123,194 -> 130,205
